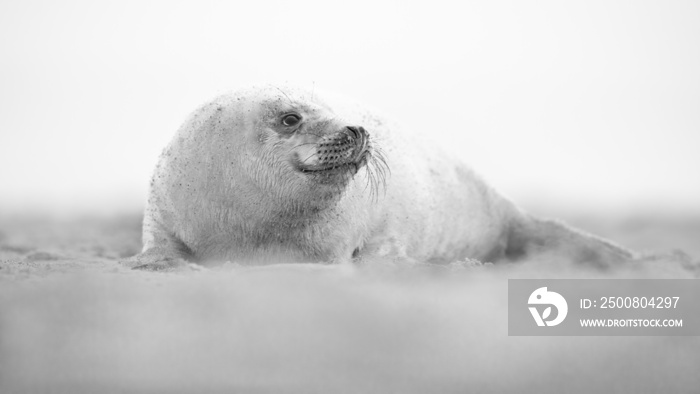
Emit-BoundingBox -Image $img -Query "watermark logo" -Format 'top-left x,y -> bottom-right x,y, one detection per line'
528,287 -> 568,327
510,280 -> 699,336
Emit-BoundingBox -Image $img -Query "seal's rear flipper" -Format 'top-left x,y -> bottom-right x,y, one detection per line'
504,216 -> 634,268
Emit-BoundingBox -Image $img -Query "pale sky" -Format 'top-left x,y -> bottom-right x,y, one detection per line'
1,0 -> 698,216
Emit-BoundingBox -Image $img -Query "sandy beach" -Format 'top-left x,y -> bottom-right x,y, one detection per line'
1,212 -> 698,393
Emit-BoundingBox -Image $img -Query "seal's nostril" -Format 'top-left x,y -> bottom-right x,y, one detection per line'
346,126 -> 360,139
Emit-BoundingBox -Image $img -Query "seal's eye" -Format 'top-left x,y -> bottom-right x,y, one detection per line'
281,114 -> 302,127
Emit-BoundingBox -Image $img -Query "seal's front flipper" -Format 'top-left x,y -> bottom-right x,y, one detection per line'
132,258 -> 189,271
121,248 -> 192,272
505,216 -> 634,268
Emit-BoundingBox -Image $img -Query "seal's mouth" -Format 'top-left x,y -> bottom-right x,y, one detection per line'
295,156 -> 368,176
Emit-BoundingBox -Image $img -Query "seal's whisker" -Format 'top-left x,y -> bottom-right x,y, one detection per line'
364,165 -> 375,200
368,163 -> 381,202
369,156 -> 382,180
371,159 -> 388,197
371,169 -> 379,202
372,149 -> 390,194
363,165 -> 373,191
273,86 -> 295,106
375,154 -> 388,174
374,165 -> 384,200
374,149 -> 391,176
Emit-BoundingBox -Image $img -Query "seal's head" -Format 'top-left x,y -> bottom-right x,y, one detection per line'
204,86 -> 387,210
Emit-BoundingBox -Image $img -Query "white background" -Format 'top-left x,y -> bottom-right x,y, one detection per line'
1,0 -> 698,216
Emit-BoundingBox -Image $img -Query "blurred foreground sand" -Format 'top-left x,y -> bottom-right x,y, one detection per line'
0,212 -> 699,393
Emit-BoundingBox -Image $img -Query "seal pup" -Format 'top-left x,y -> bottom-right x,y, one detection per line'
126,85 -> 633,270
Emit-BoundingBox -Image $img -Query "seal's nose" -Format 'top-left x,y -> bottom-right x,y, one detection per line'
345,126 -> 367,140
